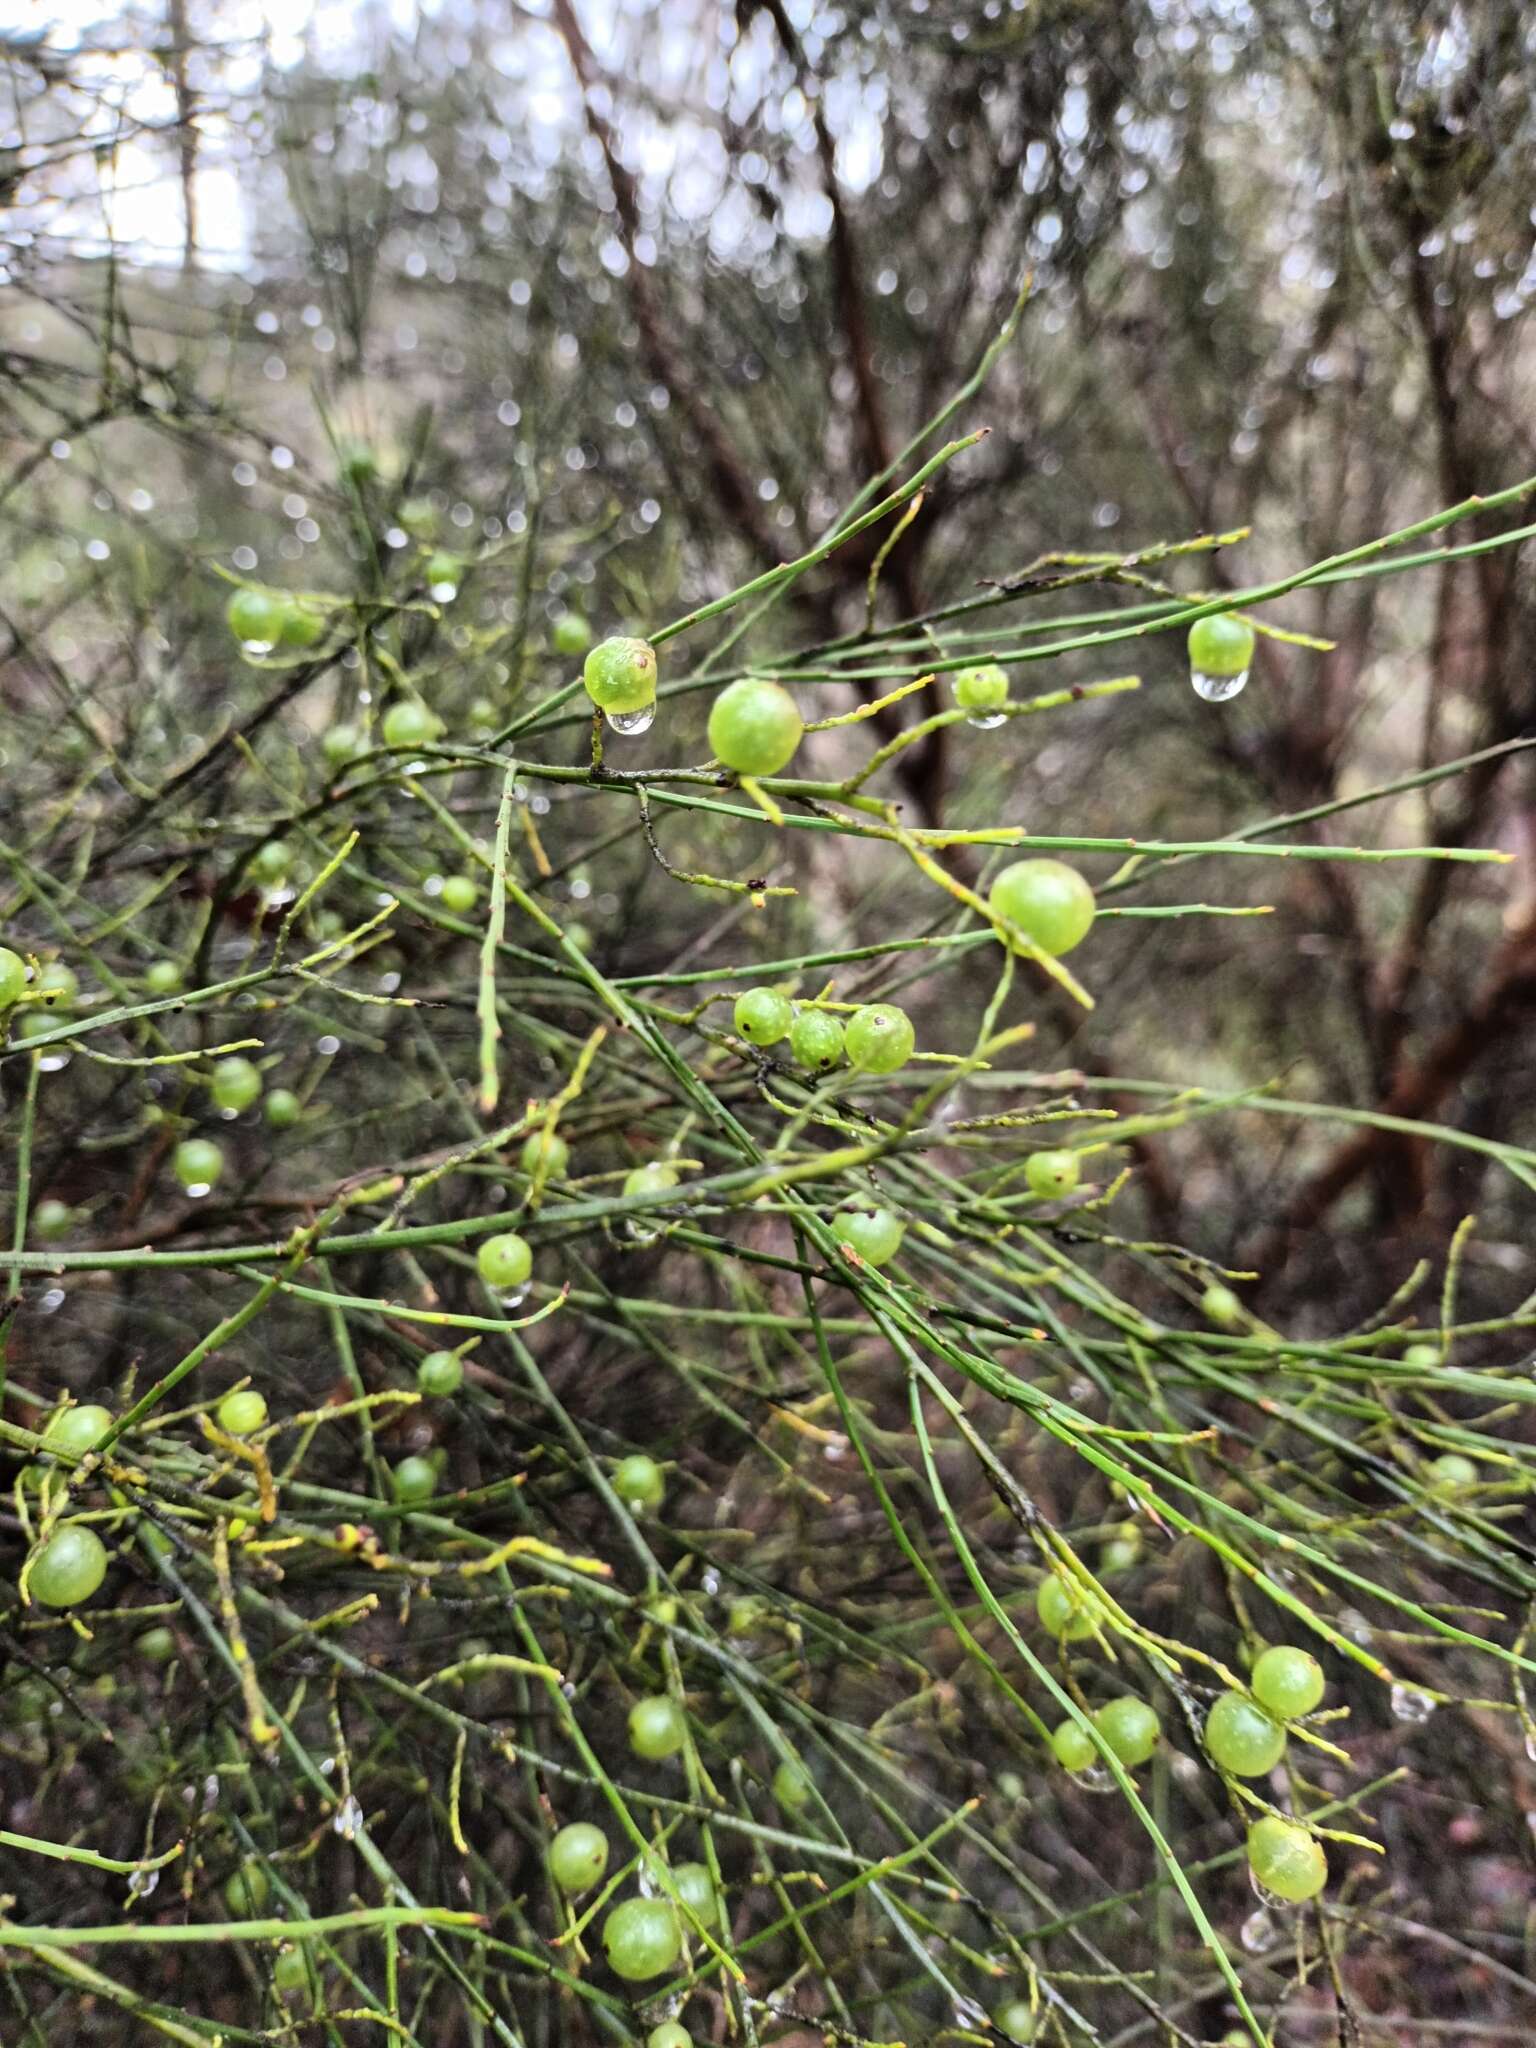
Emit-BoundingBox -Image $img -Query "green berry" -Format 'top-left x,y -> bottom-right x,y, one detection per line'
551,612 -> 593,657
0,945 -> 25,1008
227,588 -> 287,647
1093,1695 -> 1160,1767
263,1089 -> 301,1130
1050,1718 -> 1097,1773
838,1209 -> 905,1268
42,1404 -> 113,1460
249,840 -> 291,886
211,1056 -> 262,1114
381,700 -> 443,750
476,1231 -> 532,1292
340,440 -> 378,483
223,1859 -> 271,1915
648,2025 -> 693,2048
216,1389 -> 268,1436
670,1861 -> 717,1923
417,1350 -> 464,1398
426,550 -> 463,595
1100,1522 -> 1142,1573
31,1197 -> 73,1241
1036,1570 -> 1098,1641
440,874 -> 478,916
1402,1341 -> 1440,1369
734,988 -> 793,1047
583,636 -> 657,715
988,859 -> 1096,957
520,1129 -> 569,1179
143,959 -> 183,996
1429,1451 -> 1479,1491
135,1625 -> 178,1665
173,1138 -> 224,1193
1251,1645 -> 1326,1720
1187,612 -> 1255,679
548,1820 -> 609,1894
613,1453 -> 666,1513
625,1161 -> 679,1203
771,1759 -> 812,1812
1201,1283 -> 1243,1328
708,677 -> 803,777
272,1945 -> 309,1995
1204,1691 -> 1287,1776
392,1455 -> 438,1504
602,1896 -> 681,1982
789,1007 -> 844,1071
628,1694 -> 687,1760
1246,1815 -> 1326,1902
952,662 -> 1009,712
398,495 -> 437,537
322,722 -> 363,768
1025,1149 -> 1080,1199
278,599 -> 326,648
35,961 -> 78,1007
844,1003 -> 915,1076
995,1999 -> 1038,2044
28,1524 -> 109,1608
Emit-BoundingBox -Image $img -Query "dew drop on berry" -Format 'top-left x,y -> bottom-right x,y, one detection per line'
606,704 -> 655,737
39,1049 -> 72,1073
1390,1682 -> 1435,1723
332,1793 -> 364,1838
1191,665 -> 1249,703
965,708 -> 1008,730
241,636 -> 276,655
185,1181 -> 212,1200
495,1284 -> 530,1312
1240,1905 -> 1278,1952
1067,1764 -> 1117,1795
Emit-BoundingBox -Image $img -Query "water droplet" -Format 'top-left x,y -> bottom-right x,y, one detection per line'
1339,1608 -> 1374,1644
185,1182 -> 212,1200
429,578 -> 459,602
332,1793 -> 364,1838
319,1756 -> 336,1776
965,709 -> 1007,730
605,703 -> 656,736
1191,665 -> 1249,703
951,1995 -> 989,2031
1523,1728 -> 1536,1764
1390,1682 -> 1436,1724
1067,1765 -> 1117,1795
1240,1905 -> 1277,1952
40,1288 -> 65,1314
701,1569 -> 721,1595
218,1107 -> 239,1123
241,637 -> 276,655
127,1867 -> 159,1898
38,1050 -> 71,1073
202,1774 -> 220,1809
495,1285 -> 529,1312
626,1219 -> 662,1245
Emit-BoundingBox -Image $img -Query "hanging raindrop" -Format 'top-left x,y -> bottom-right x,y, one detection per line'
1239,1905 -> 1277,1952
1191,665 -> 1250,703
127,1866 -> 160,1899
1067,1764 -> 1117,1796
241,637 -> 276,656
332,1793 -> 364,1838
605,703 -> 656,737
185,1182 -> 213,1200
965,708 -> 1008,730
38,1049 -> 72,1073
1390,1682 -> 1436,1724
495,1285 -> 530,1312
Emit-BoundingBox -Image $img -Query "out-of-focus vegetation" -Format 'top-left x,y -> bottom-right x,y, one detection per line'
3,4 -> 1536,2044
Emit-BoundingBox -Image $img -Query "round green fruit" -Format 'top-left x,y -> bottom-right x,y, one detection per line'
789,1007 -> 844,1072
628,1694 -> 687,1760
613,1453 -> 666,1513
734,988 -> 793,1048
1246,1815 -> 1326,1902
1093,1695 -> 1161,1767
1204,1691 -> 1287,1777
227,588 -> 287,647
603,1895 -> 681,1982
772,1759 -> 812,1812
417,1350 -> 464,1398
381,700 -> 443,749
1201,1283 -> 1243,1329
136,1624 -> 178,1664
670,1861 -> 718,1923
1036,1570 -> 1098,1642
173,1138 -> 224,1193
583,636 -> 657,715
211,1056 -> 262,1114
1050,1718 -> 1097,1773
426,551 -> 463,594
1025,1150 -> 1080,1199
216,1390 -> 268,1436
0,945 -> 26,1008
249,840 -> 291,886
844,1003 -> 915,1076
952,662 -> 1009,712
995,1999 -> 1037,2043
1251,1645 -> 1326,1720
625,1161 -> 679,1203
989,859 -> 1096,957
278,600 -> 326,648
1402,1341 -> 1439,1370
551,612 -> 593,658
322,722 -> 363,768
392,1455 -> 438,1504
29,1524 -> 109,1608
36,961 -> 78,1007
42,1404 -> 113,1460
224,1858 -> 271,1915
648,2025 -> 693,2048
1429,1451 -> 1479,1491
272,1945 -> 309,1995
838,1208 -> 905,1269
1187,612 -> 1255,679
263,1089 -> 301,1130
520,1129 -> 569,1179
548,1820 -> 609,1894
32,1197 -> 73,1241
708,677 -> 803,777
476,1231 -> 532,1292
440,874 -> 478,916
144,959 -> 184,996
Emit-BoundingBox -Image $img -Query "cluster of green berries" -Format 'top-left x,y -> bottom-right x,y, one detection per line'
226,587 -> 327,652
732,993 -> 917,1077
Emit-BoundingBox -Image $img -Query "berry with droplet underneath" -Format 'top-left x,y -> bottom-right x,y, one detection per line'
549,1820 -> 609,1893
952,662 -> 1009,713
789,1008 -> 844,1071
227,588 -> 287,647
1025,1150 -> 1080,1199
708,677 -> 804,777
1246,1815 -> 1326,1902
603,1896 -> 681,1981
1204,1691 -> 1287,1776
629,1694 -> 687,1760
29,1524 -> 109,1608
583,636 -> 657,716
1188,612 -> 1255,679
211,1056 -> 262,1114
1251,1645 -> 1326,1720
989,859 -> 1096,957
1093,1695 -> 1161,1767
174,1139 -> 224,1192
844,1003 -> 915,1075
734,988 -> 793,1047
613,1453 -> 666,1513
838,1209 -> 905,1268
477,1231 -> 532,1292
